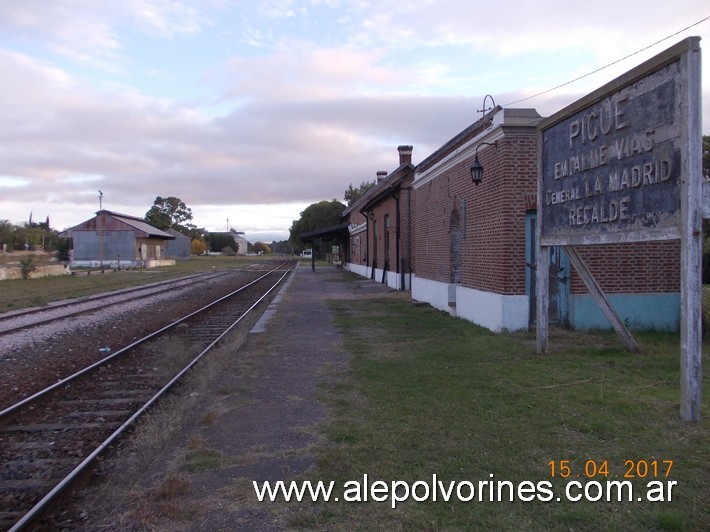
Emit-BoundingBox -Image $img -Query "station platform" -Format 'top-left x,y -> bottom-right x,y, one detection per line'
178,263 -> 394,529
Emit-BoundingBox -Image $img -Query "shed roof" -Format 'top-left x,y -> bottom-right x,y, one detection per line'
166,228 -> 191,240
59,210 -> 175,240
109,211 -> 175,239
299,223 -> 350,242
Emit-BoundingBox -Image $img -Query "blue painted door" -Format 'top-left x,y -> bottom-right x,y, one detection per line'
526,212 -> 569,327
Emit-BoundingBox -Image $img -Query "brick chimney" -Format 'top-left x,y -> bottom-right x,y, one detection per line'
376,170 -> 387,183
398,145 -> 413,165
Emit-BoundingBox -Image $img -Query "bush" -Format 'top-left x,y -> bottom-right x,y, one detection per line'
20,255 -> 37,280
57,238 -> 71,262
191,238 -> 207,256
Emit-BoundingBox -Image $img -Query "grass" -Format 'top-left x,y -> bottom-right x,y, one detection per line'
0,255 -> 274,313
294,297 -> 709,531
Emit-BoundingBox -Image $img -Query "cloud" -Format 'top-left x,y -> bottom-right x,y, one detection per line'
125,0 -> 207,38
221,45 -> 402,100
0,0 -> 208,69
0,0 -> 707,238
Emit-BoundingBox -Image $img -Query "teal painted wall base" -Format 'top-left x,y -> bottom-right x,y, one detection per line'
570,293 -> 680,332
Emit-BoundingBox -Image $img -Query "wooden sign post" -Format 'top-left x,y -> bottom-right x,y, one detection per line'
536,37 -> 702,421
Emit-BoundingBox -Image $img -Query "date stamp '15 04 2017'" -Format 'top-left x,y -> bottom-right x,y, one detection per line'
548,459 -> 674,479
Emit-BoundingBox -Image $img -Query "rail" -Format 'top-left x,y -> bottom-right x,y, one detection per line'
1,259 -> 295,530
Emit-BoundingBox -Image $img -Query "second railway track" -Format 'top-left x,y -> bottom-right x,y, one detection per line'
0,259 -> 295,531
0,265 -> 265,336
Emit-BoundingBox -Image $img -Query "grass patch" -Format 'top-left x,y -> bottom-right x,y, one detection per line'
300,297 -> 709,530
184,447 -> 224,473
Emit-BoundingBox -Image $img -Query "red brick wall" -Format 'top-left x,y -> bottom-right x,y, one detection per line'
570,241 -> 680,294
365,174 -> 415,275
414,128 -> 681,297
349,211 -> 366,226
414,131 -> 538,295
368,196 -> 398,270
400,187 -> 415,274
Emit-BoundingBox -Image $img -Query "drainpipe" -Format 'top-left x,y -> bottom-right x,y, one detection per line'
395,189 -> 402,290
365,217 -> 370,278
407,187 -> 412,290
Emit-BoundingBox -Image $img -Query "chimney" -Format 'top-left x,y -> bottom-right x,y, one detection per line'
376,170 -> 387,183
398,145 -> 413,165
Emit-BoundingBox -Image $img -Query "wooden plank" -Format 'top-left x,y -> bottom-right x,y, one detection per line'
535,245 -> 550,354
536,128 -> 549,354
679,38 -> 702,421
562,245 -> 639,352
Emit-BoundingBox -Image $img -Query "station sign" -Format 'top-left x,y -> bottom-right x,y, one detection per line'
536,37 -> 703,421
539,42 -> 689,245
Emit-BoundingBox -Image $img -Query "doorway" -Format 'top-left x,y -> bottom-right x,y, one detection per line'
526,212 -> 569,328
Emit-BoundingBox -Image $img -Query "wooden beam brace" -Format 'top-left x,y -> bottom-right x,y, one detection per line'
562,245 -> 639,352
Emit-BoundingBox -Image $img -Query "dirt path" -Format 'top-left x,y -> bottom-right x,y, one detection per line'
59,265 -> 393,530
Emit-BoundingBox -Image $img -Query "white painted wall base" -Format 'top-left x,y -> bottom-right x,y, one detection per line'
456,287 -> 529,332
346,263 -> 368,278
412,275 -> 529,332
345,263 -> 410,290
411,276 -> 456,315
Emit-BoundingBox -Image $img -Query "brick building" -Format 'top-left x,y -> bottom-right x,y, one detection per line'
337,103 -> 680,332
342,146 -> 416,290
412,107 -> 541,330
565,241 -> 680,330
411,106 -> 680,332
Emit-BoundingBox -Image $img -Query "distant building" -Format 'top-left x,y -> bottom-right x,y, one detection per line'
164,228 -> 192,260
59,210 -> 176,268
341,145 -> 416,290
208,230 -> 248,255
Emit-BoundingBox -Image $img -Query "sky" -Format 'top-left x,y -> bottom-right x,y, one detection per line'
1,1 -> 709,243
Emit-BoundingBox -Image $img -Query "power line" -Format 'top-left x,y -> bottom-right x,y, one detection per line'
501,15 -> 709,107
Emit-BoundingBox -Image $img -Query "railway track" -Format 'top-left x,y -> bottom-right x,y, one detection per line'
0,263 -> 271,336
0,259 -> 295,530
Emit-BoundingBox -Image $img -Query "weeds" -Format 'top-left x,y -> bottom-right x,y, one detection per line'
19,255 -> 37,279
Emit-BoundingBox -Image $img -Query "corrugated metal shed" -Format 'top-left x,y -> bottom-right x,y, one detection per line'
110,213 -> 175,239
165,228 -> 192,260
59,210 -> 176,267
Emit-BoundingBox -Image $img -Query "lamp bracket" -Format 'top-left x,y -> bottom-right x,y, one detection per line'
476,94 -> 497,115
474,140 -> 498,157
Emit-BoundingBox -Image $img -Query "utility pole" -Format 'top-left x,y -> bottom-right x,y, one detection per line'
98,190 -> 104,270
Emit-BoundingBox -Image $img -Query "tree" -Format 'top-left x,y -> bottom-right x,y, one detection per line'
289,199 -> 346,252
191,238 -> 207,256
204,233 -> 238,253
145,196 -> 194,232
253,242 -> 271,255
344,180 -> 376,206
270,240 -> 291,254
703,135 -> 709,180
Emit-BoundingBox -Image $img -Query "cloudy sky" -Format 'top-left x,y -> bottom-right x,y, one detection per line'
1,1 -> 708,242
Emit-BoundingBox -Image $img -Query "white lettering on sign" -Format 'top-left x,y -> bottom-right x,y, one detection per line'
554,130 -> 654,180
568,197 -> 630,226
569,97 -> 628,149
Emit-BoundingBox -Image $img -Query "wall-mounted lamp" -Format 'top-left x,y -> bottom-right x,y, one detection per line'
366,211 -> 374,220
469,141 -> 498,186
